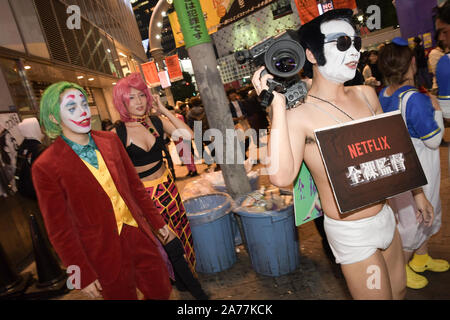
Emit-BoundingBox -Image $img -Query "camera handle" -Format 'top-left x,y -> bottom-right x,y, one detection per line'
258,70 -> 281,107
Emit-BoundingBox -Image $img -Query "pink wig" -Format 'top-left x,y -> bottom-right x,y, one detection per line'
113,72 -> 153,122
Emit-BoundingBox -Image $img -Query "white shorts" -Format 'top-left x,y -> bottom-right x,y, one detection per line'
324,204 -> 396,265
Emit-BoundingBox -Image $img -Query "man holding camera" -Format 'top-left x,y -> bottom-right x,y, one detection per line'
252,9 -> 433,300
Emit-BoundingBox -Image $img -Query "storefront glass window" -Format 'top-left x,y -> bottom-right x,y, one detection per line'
0,0 -> 25,53
0,58 -> 32,114
9,0 -> 50,59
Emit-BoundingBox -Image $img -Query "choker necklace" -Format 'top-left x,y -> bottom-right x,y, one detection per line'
130,115 -> 147,122
308,94 -> 354,121
130,115 -> 159,137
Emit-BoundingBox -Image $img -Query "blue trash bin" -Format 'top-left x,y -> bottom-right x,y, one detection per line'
234,200 -> 300,277
184,193 -> 236,273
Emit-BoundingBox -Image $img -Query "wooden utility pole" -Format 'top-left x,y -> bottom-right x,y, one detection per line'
173,0 -> 251,199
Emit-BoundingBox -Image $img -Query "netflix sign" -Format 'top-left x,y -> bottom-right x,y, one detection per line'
314,111 -> 427,213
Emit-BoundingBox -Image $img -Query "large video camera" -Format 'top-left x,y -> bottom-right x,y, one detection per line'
234,29 -> 308,109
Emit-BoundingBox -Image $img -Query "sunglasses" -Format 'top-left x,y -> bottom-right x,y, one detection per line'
324,35 -> 362,52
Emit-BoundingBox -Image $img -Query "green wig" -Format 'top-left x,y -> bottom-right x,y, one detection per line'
40,81 -> 88,139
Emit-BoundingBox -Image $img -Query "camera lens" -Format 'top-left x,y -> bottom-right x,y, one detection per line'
274,55 -> 297,73
264,39 -> 305,78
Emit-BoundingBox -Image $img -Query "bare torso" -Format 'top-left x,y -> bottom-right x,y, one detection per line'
288,85 -> 384,221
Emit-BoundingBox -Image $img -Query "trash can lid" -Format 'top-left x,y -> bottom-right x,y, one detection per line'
184,192 -> 233,225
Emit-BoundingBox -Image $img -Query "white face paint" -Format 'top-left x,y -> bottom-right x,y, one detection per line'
318,20 -> 361,83
59,89 -> 91,134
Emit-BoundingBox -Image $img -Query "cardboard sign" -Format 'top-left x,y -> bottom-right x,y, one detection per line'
314,111 -> 427,213
293,162 -> 323,226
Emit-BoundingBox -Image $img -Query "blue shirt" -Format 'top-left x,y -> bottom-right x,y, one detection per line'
436,54 -> 450,100
61,133 -> 99,169
378,85 -> 441,141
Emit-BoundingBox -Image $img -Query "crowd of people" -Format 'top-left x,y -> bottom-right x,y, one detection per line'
9,2 -> 448,301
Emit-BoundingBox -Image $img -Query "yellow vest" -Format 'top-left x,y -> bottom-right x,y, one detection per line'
82,150 -> 138,234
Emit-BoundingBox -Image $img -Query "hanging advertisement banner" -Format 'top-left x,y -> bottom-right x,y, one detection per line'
314,111 -> 427,213
173,0 -> 211,49
217,0 -> 277,28
141,61 -> 160,87
293,0 -> 356,24
169,0 -> 220,48
395,0 -> 437,47
158,70 -> 172,89
165,54 -> 184,82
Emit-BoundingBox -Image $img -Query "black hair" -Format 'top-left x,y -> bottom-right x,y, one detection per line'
436,1 -> 450,24
226,88 -> 237,96
189,96 -> 203,107
101,119 -> 113,131
298,8 -> 355,77
0,129 -> 12,165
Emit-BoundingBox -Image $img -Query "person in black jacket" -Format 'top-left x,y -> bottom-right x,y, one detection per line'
15,117 -> 46,199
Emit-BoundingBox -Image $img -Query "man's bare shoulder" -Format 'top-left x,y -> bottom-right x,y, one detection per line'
348,85 -> 383,114
285,103 -> 320,144
286,102 -> 317,122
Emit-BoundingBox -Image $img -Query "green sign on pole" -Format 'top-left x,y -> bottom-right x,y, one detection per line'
173,0 -> 211,49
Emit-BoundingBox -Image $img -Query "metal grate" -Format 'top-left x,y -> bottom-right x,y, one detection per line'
34,0 -> 145,75
34,0 -> 70,63
53,0 -> 85,67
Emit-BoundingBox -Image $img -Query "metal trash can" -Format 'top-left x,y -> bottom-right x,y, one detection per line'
184,193 -> 236,273
234,200 -> 300,277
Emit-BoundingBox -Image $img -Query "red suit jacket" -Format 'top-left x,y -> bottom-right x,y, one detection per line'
32,130 -> 167,289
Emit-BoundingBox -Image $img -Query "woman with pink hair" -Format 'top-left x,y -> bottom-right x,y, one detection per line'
113,73 -> 207,299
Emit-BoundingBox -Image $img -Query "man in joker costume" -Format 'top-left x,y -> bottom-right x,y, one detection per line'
252,9 -> 433,299
32,82 -> 175,299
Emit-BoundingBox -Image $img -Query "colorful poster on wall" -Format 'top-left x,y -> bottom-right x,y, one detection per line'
0,113 -> 23,196
165,54 -> 184,82
314,111 -> 427,213
141,61 -> 160,88
293,0 -> 356,24
294,162 -> 323,226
